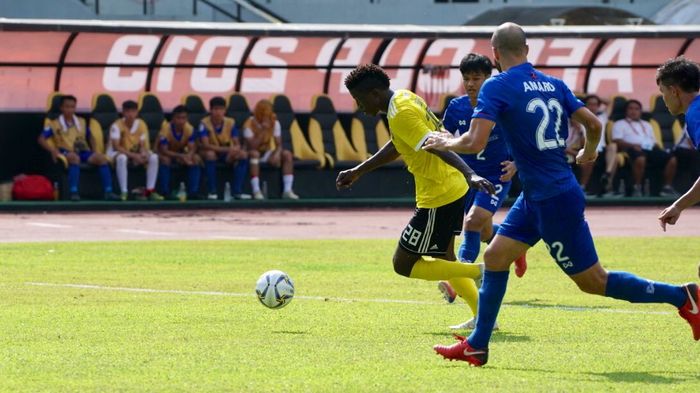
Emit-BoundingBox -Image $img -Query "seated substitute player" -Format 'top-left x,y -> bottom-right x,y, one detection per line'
108,100 -> 162,201
437,53 -> 527,331
158,105 -> 202,199
244,99 -> 299,200
198,96 -> 250,200
426,23 -> 700,367
38,94 -> 118,201
656,56 -> 700,231
336,64 -> 495,314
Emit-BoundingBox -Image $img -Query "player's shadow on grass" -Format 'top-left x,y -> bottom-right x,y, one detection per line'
424,331 -> 530,343
586,371 -> 696,384
272,330 -> 308,335
505,299 -> 612,311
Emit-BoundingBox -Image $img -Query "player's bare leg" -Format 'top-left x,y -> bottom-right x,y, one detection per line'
248,150 -> 264,200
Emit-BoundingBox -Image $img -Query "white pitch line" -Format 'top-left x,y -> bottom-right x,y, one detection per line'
114,229 -> 176,236
26,222 -> 73,229
208,235 -> 261,241
24,282 -> 673,315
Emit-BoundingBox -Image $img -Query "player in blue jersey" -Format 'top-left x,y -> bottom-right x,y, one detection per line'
426,23 -> 700,366
655,57 -> 700,232
437,53 -> 527,331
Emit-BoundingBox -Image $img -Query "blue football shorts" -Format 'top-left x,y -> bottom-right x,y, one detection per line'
464,178 -> 512,214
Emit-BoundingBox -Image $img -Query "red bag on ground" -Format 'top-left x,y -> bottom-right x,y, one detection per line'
12,175 -> 54,201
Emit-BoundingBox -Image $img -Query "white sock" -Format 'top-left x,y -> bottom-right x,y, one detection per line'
146,153 -> 158,190
251,177 -> 261,193
283,174 -> 294,193
116,154 -> 128,194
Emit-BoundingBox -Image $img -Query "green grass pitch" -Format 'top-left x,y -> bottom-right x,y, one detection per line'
1,238 -> 699,392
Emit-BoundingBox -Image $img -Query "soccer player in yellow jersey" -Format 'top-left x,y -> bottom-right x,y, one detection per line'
158,105 -> 202,199
38,95 -> 118,201
108,100 -> 162,201
337,64 -> 494,309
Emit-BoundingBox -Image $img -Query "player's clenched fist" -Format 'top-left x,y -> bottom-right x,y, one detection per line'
336,169 -> 360,190
575,148 -> 598,165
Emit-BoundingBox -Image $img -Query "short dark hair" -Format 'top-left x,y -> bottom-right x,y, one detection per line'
656,56 -> 700,93
172,105 -> 188,115
209,96 -> 226,109
344,64 -> 390,93
625,99 -> 642,111
459,53 -> 493,76
583,95 -> 600,105
122,100 -> 138,110
60,95 -> 77,105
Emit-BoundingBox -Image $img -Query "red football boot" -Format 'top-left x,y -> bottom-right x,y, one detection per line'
678,283 -> 700,341
433,334 -> 488,367
437,281 -> 457,304
514,253 -> 527,278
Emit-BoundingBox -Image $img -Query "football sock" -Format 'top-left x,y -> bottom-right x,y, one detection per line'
98,164 -> 113,193
159,164 -> 171,195
68,164 -> 80,193
187,165 -> 201,195
283,174 -> 294,193
409,257 -> 482,280
459,231 -> 481,262
146,154 -> 158,190
468,270 -> 509,349
449,277 -> 478,316
116,155 -> 128,193
251,176 -> 261,193
605,271 -> 686,308
233,159 -> 248,195
205,160 -> 217,194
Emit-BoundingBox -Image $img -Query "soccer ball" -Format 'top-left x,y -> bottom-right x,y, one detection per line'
255,270 -> 295,309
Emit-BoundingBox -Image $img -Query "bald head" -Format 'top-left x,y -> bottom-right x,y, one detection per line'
491,22 -> 527,57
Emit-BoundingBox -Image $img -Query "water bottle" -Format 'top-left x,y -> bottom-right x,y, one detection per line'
224,182 -> 232,202
53,181 -> 59,201
177,182 -> 187,202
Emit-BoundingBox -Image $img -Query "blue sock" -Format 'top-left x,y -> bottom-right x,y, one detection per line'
605,271 -> 686,308
468,270 -> 509,349
187,165 -> 201,195
488,224 -> 501,244
206,160 -> 217,194
68,164 -> 80,193
98,164 -> 113,194
232,159 -> 248,195
458,231 -> 481,262
159,164 -> 171,195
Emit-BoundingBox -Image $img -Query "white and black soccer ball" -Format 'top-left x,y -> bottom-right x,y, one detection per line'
255,270 -> 295,309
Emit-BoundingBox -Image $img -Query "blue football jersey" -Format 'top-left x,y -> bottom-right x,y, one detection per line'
472,62 -> 584,201
442,95 -> 511,179
684,95 -> 700,149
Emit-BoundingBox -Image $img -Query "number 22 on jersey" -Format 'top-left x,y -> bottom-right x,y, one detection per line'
527,97 -> 566,151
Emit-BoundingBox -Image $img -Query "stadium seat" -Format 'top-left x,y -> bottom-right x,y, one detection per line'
182,94 -> 207,128
226,93 -> 252,127
649,94 -> 683,150
607,95 -> 628,122
138,92 -> 166,146
271,94 -> 324,168
91,93 -> 120,148
45,91 -> 63,122
308,95 -> 364,168
351,111 -> 403,167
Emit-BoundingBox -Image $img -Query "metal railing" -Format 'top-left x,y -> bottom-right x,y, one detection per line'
193,0 -> 243,22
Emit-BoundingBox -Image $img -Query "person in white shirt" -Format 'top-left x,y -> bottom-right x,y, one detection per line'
612,99 -> 678,197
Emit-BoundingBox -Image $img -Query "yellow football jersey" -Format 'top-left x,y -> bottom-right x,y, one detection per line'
387,90 -> 468,208
44,115 -> 89,152
199,116 -> 235,147
159,122 -> 195,153
112,118 -> 150,153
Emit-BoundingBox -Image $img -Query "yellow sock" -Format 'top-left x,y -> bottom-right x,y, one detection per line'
449,277 -> 478,316
408,257 -> 482,280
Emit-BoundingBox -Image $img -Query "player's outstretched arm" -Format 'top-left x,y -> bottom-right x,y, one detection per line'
571,106 -> 602,164
429,148 -> 495,195
423,118 -> 494,154
659,176 -> 700,231
336,140 -> 399,190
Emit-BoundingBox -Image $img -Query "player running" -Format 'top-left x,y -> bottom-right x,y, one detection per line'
337,64 -> 494,309
426,23 -> 700,366
655,57 -> 700,232
437,53 -> 528,331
